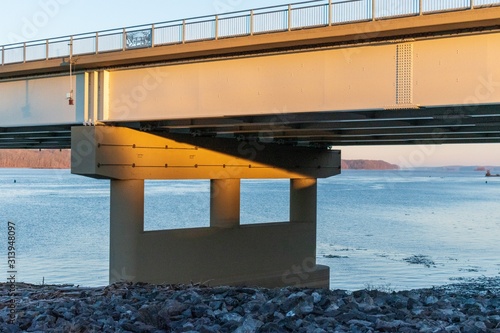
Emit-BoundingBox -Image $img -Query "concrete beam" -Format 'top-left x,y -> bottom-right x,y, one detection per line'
71,126 -> 341,180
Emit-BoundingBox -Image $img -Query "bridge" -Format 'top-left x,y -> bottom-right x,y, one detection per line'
1,0 -> 500,288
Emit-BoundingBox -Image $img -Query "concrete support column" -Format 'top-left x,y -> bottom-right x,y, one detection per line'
110,179 -> 144,283
289,178 -> 326,288
290,178 -> 317,224
210,179 -> 240,228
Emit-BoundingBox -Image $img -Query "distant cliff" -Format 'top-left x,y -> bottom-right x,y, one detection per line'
342,159 -> 399,170
0,150 -> 399,170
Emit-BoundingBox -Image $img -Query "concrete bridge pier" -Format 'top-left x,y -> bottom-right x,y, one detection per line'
290,178 -> 317,224
109,179 -> 144,283
71,126 -> 341,288
210,179 -> 240,228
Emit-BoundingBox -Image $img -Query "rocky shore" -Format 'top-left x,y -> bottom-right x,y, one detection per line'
1,277 -> 499,332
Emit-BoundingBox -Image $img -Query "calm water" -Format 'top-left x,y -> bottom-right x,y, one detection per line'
1,168 -> 499,291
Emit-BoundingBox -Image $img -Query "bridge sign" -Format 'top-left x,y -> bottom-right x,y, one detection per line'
126,29 -> 152,49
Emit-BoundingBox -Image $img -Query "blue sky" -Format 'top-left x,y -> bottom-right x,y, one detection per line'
0,0 -> 292,45
1,0 -> 499,167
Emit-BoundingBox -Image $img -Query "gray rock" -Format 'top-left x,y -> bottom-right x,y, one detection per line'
297,298 -> 314,315
199,324 -> 222,333
347,319 -> 373,327
465,323 -> 487,333
234,316 -> 264,333
1,324 -> 23,333
122,321 -> 157,333
376,319 -> 401,330
312,292 -> 322,304
158,299 -> 187,319
445,324 -> 461,333
424,295 -> 439,305
219,312 -> 242,323
1,277 -> 500,332
259,322 -> 288,333
191,304 -> 212,318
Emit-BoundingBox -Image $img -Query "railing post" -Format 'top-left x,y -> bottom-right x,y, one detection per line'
250,10 -> 254,36
95,32 -> 99,54
69,36 -> 73,59
151,24 -> 155,48
215,15 -> 219,40
288,4 -> 292,31
123,28 -> 127,51
182,19 -> 186,44
372,0 -> 376,21
471,0 -> 474,9
23,42 -> 26,63
1,46 -> 4,66
45,40 -> 49,60
419,0 -> 423,15
328,0 -> 332,26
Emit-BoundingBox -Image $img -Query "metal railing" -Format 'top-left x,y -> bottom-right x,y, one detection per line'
1,0 -> 499,66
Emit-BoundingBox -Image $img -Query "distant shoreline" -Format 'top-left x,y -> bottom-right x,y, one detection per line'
0,150 -> 70,169
1,150 -> 499,171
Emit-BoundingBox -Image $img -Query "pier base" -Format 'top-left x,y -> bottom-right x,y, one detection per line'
71,126 -> 340,288
108,177 -> 329,288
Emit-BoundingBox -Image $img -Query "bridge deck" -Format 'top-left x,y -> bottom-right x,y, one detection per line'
2,3 -> 500,79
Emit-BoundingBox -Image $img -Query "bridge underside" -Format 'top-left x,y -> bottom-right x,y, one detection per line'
2,104 -> 500,149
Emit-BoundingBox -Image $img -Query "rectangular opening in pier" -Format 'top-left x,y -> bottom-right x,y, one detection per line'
240,179 -> 289,225
144,180 -> 210,231
143,179 -> 291,229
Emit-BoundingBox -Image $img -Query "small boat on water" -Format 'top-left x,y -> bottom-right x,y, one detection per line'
485,170 -> 500,177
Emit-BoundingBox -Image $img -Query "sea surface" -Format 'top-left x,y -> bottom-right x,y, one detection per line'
1,168 -> 499,291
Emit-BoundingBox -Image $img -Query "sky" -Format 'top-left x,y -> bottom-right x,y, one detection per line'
1,0 -> 499,167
